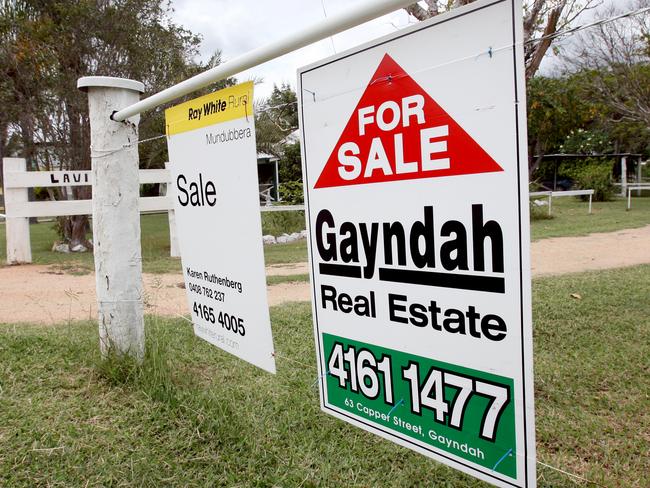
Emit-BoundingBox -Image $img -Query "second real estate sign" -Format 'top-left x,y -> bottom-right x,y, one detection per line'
166,82 -> 276,374
298,1 -> 535,486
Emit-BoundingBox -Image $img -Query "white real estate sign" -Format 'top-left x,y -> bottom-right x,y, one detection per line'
166,82 -> 276,373
298,0 -> 535,486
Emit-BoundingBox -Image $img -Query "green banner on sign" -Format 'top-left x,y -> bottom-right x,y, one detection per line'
322,333 -> 517,479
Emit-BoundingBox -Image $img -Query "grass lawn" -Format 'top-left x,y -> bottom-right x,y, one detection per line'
1,266 -> 648,487
266,273 -> 310,286
1,197 -> 648,273
531,195 -> 650,241
0,212 -> 308,273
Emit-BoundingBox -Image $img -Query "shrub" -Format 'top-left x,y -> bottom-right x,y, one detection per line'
559,128 -> 613,155
279,180 -> 304,204
261,211 -> 305,236
560,159 -> 614,201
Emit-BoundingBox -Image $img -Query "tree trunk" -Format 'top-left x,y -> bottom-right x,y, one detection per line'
61,95 -> 93,251
525,7 -> 561,80
19,112 -> 39,223
528,140 -> 544,179
69,186 -> 92,249
69,215 -> 91,249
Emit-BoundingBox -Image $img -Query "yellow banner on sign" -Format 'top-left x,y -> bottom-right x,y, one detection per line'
165,81 -> 253,136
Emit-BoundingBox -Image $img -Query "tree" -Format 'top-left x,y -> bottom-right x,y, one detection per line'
255,83 -> 303,189
139,52 -> 235,172
404,0 -> 600,80
0,1 -> 55,193
255,83 -> 298,157
278,141 -> 302,183
566,0 -> 650,135
526,72 -> 597,175
0,0 -> 209,249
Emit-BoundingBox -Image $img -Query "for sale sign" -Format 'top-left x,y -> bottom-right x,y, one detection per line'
298,1 -> 535,486
166,82 -> 276,373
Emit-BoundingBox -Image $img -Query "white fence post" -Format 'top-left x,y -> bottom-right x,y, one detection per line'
3,158 -> 32,264
620,156 -> 627,197
78,76 -> 145,360
164,162 -> 180,257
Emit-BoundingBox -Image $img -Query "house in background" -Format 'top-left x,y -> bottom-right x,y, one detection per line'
535,153 -> 645,195
257,152 -> 280,205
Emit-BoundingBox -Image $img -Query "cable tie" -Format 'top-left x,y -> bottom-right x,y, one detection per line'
492,447 -> 512,471
303,88 -> 316,102
387,398 -> 404,416
311,369 -> 330,388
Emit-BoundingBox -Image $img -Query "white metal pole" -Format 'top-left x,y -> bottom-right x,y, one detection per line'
111,0 -> 414,121
274,159 -> 280,202
588,194 -> 592,214
621,156 -> 627,197
3,158 -> 32,264
78,76 -> 145,360
627,187 -> 632,210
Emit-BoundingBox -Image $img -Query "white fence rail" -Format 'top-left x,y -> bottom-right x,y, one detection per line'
2,158 -> 177,264
4,196 -> 172,219
530,189 -> 594,216
627,184 -> 650,209
2,158 -> 305,264
4,168 -> 170,189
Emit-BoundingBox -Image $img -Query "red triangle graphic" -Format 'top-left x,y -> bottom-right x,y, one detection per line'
315,54 -> 503,189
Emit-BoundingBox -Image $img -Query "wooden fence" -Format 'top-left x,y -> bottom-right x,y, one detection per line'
2,157 -> 305,265
2,157 -> 177,264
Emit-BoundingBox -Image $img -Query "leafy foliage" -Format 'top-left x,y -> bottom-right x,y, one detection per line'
278,180 -> 304,205
559,158 -> 615,201
261,210 -> 305,236
255,84 -> 303,194
527,75 -> 595,154
0,1 -> 228,246
559,128 -> 614,155
527,65 -> 650,182
278,141 -> 302,183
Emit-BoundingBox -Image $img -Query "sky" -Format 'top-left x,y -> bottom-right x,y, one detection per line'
171,0 -> 419,99
170,0 -> 619,100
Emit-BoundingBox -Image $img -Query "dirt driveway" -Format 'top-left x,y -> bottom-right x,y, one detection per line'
1,225 -> 649,325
